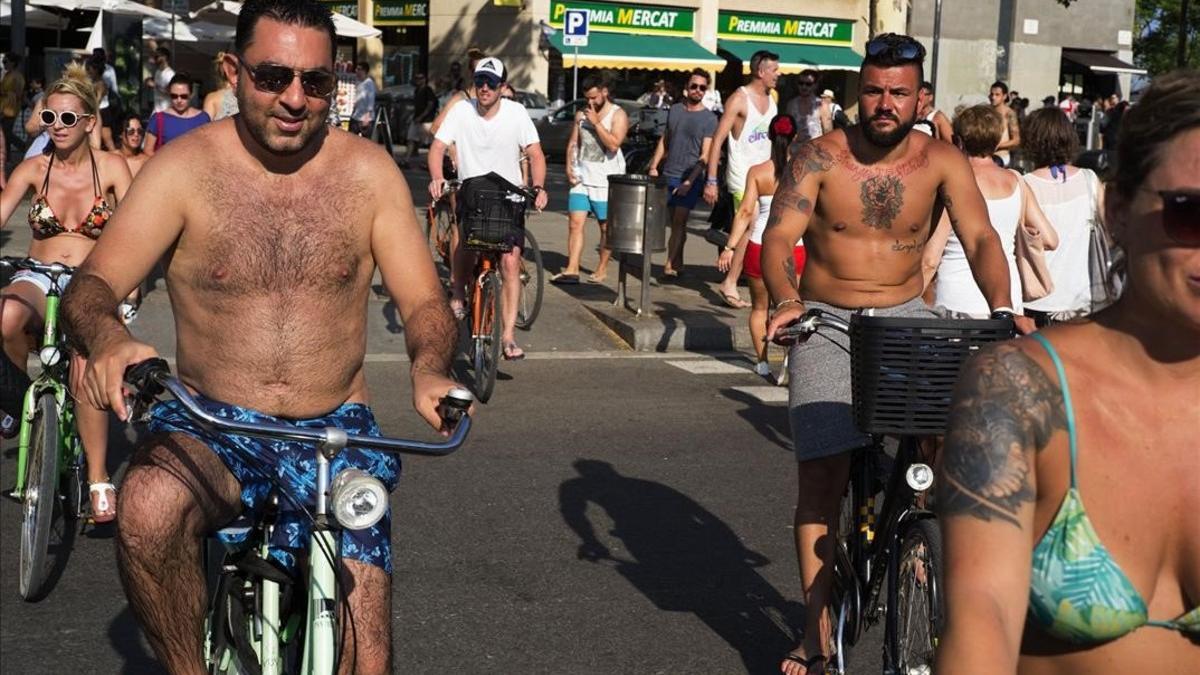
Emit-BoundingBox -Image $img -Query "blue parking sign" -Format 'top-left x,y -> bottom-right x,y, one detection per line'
563,9 -> 589,47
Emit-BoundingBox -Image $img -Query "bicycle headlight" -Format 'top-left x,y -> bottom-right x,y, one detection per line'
39,346 -> 62,368
905,463 -> 935,492
330,469 -> 388,531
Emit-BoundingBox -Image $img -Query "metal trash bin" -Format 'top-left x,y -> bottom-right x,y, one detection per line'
607,174 -> 667,254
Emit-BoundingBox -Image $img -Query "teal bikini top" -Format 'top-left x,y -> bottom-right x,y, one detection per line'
1028,333 -> 1200,644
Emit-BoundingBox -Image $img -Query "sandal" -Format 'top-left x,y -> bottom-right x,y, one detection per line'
720,291 -> 751,309
89,482 -> 117,524
502,341 -> 526,361
782,653 -> 828,674
550,272 -> 580,285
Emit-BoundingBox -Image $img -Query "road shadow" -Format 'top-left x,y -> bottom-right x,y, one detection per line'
720,387 -> 793,452
108,604 -> 166,674
559,460 -> 801,674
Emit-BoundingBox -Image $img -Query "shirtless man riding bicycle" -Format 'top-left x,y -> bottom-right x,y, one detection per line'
760,34 -> 1017,674
62,2 -> 461,673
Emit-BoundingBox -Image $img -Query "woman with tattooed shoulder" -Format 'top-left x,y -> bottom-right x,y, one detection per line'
935,71 -> 1200,674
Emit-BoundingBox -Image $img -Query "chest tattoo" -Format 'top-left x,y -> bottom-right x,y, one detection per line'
861,175 -> 905,230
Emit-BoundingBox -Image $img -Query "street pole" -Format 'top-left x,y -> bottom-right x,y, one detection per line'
573,46 -> 579,100
11,0 -> 26,62
932,0 -> 943,92
171,13 -> 177,55
1179,0 -> 1192,67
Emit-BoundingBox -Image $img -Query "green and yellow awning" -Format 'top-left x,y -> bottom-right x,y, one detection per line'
549,32 -> 725,72
718,39 -> 861,74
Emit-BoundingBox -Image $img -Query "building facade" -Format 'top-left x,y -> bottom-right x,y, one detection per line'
907,0 -> 1142,111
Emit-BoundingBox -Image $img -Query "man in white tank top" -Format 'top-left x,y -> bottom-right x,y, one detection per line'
705,49 -> 780,307
914,81 -> 953,141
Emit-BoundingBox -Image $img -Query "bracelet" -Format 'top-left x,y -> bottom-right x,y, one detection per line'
705,177 -> 719,186
775,298 -> 804,311
722,245 -> 734,252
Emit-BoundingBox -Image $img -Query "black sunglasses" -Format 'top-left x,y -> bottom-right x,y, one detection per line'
866,37 -> 923,61
1157,190 -> 1200,246
40,109 -> 93,128
124,126 -> 143,135
239,58 -> 337,98
798,80 -> 816,87
169,93 -> 190,100
688,83 -> 708,91
473,75 -> 500,90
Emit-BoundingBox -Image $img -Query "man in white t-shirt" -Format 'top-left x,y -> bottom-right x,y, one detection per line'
152,46 -> 175,113
351,61 -> 376,135
428,57 -> 548,360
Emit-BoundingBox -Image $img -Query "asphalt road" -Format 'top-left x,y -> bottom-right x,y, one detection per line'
0,167 -> 884,674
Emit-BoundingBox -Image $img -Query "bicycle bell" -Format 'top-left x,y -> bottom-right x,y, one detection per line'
905,463 -> 935,492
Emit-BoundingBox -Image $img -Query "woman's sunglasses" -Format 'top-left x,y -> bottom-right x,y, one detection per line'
1158,190 -> 1200,245
124,126 -> 144,136
239,58 -> 337,98
40,109 -> 94,128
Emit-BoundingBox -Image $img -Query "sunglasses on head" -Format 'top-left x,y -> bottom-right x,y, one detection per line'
40,109 -> 93,128
473,75 -> 500,90
239,58 -> 337,98
1157,190 -> 1200,246
866,37 -> 923,61
688,83 -> 708,91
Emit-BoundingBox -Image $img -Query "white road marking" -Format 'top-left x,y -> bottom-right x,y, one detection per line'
729,386 -> 789,404
665,359 -> 752,375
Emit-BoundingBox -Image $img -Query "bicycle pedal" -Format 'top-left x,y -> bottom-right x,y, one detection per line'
4,488 -> 21,503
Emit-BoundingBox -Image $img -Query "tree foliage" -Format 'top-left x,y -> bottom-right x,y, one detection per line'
1135,0 -> 1200,75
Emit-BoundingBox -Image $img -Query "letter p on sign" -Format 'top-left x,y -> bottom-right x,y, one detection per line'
563,9 -> 589,47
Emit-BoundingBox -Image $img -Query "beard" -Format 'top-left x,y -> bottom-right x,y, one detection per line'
862,111 -> 917,148
235,82 -> 329,156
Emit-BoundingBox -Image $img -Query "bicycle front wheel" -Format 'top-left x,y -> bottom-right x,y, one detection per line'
515,230 -> 544,330
19,392 -> 60,601
472,271 -> 502,403
887,517 -> 944,675
431,202 -> 454,266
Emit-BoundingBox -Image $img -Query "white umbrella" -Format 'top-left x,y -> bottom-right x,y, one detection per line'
84,8 -> 103,51
191,0 -> 382,39
0,2 -> 66,30
143,16 -> 234,43
30,0 -> 172,20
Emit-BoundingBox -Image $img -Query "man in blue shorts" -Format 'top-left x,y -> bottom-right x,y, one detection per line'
648,68 -> 717,278
554,74 -> 628,284
62,2 -> 462,672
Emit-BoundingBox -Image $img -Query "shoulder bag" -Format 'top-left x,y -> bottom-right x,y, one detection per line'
1085,168 -> 1122,310
1014,175 -> 1054,301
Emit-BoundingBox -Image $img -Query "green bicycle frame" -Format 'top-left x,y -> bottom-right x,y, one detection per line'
12,291 -> 78,497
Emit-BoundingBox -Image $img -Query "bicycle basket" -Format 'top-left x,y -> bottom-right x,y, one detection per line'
459,176 -> 527,252
849,315 -> 1014,435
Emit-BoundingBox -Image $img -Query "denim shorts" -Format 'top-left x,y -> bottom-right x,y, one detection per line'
150,396 -> 401,574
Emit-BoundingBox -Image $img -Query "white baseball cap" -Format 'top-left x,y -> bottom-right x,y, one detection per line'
821,89 -> 835,99
474,57 -> 505,86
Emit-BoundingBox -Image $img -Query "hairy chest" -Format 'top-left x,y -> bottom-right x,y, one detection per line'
180,175 -> 372,296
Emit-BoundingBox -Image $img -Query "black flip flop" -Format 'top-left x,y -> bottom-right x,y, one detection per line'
550,272 -> 580,285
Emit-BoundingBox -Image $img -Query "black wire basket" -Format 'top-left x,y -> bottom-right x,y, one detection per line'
849,315 -> 1015,435
461,190 -> 526,252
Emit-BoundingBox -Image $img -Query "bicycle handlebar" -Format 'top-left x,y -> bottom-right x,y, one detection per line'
775,308 -> 851,339
0,256 -> 78,278
123,358 -> 474,457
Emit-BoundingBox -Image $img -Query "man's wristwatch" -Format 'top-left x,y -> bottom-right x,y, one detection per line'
531,185 -> 545,195
722,245 -> 735,253
990,307 -> 1016,321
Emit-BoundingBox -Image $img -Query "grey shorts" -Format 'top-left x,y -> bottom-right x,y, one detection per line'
787,297 -> 935,462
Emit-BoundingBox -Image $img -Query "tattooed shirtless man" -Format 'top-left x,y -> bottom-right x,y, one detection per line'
61,3 -> 460,673
761,34 -> 1017,674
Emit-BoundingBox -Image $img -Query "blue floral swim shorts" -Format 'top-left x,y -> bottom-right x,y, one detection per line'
149,396 -> 401,574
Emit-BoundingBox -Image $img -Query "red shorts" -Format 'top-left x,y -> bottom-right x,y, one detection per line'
744,241 -> 806,279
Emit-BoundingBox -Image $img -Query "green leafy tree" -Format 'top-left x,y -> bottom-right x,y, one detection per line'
1134,0 -> 1199,74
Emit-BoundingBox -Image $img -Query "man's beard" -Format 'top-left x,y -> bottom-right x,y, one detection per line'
862,112 -> 916,148
236,84 -> 328,155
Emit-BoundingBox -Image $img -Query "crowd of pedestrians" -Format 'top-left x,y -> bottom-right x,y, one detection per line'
0,5 -> 1196,671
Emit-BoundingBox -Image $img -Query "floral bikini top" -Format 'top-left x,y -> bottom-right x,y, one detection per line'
1028,333 -> 1200,644
28,146 -> 112,240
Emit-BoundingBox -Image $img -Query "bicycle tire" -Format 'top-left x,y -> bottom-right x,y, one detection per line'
832,467 -> 863,661
886,517 -> 944,674
19,392 -> 60,601
515,230 -> 544,330
472,272 -> 502,403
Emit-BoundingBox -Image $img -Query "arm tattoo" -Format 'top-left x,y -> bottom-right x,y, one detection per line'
936,345 -> 1067,527
766,142 -> 832,231
404,295 -> 457,377
61,272 -> 129,357
782,256 -> 797,290
860,175 -> 904,230
937,184 -> 959,229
